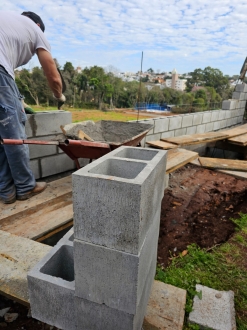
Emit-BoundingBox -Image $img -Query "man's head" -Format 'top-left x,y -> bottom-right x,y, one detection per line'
21,11 -> 45,32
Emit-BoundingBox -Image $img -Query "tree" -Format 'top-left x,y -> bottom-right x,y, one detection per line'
147,68 -> 154,74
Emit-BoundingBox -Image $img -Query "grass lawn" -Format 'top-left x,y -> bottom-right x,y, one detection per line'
156,213 -> 247,329
31,106 -> 151,122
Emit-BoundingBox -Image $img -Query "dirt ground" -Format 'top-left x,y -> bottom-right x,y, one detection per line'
158,164 -> 247,267
1,163 -> 247,328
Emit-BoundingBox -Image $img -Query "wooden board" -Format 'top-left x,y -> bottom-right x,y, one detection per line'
166,148 -> 198,173
223,123 -> 247,138
228,133 -> 247,146
0,176 -> 73,240
199,157 -> 247,171
146,140 -> 178,149
0,230 -> 52,305
161,132 -> 229,146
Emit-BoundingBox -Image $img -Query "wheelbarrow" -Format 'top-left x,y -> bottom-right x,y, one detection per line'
0,121 -> 153,169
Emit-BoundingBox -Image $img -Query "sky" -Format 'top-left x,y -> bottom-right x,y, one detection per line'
3,0 -> 247,76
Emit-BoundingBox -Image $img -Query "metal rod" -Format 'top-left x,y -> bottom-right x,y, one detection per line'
64,139 -> 110,148
137,51 -> 143,122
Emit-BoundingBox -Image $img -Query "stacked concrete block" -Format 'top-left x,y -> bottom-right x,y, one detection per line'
73,146 -> 167,330
28,242 -> 76,330
169,115 -> 182,130
25,111 -> 75,179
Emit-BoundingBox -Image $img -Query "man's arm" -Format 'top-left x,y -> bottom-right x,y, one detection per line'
36,48 -> 63,98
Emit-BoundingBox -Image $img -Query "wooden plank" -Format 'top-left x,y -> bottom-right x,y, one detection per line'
161,132 -> 229,146
166,148 -> 198,173
223,123 -> 247,138
199,157 -> 247,171
146,140 -> 178,149
0,230 -> 52,305
0,195 -> 73,240
0,176 -> 72,223
228,133 -> 247,146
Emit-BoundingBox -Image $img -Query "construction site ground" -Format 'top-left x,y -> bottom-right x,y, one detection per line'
2,123 -> 247,329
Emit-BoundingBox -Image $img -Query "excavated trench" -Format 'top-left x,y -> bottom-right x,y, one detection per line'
158,163 -> 247,267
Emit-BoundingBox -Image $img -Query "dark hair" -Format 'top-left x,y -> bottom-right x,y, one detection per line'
21,11 -> 45,32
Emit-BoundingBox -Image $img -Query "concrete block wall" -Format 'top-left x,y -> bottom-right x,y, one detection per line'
25,111 -> 76,179
137,83 -> 247,148
28,146 -> 167,330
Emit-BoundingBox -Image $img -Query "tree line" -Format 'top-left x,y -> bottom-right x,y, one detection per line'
15,61 -> 234,111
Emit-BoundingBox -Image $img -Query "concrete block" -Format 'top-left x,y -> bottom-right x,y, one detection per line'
169,116 -> 182,130
28,135 -> 58,159
211,110 -> 219,122
145,133 -> 161,142
28,244 -> 76,330
232,91 -> 247,101
222,99 -> 238,110
196,124 -> 206,134
161,130 -> 175,139
193,113 -> 203,126
73,146 -> 167,254
205,122 -> 214,132
186,126 -> 197,135
218,110 -> 226,120
153,117 -> 169,133
137,120 -> 155,135
225,110 -> 231,119
56,227 -> 74,247
220,119 -> 227,129
174,128 -> 186,136
213,121 -> 221,131
230,109 -> 238,118
202,111 -> 212,123
240,100 -> 246,108
41,153 -> 75,177
237,116 -> 244,124
226,118 -> 234,127
182,114 -> 193,128
26,111 -> 72,137
29,159 -> 40,179
235,83 -> 247,92
75,253 -> 157,330
74,212 -> 160,313
238,108 -> 245,116
188,284 -> 236,330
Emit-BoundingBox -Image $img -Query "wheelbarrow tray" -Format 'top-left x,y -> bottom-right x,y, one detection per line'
59,121 -> 153,167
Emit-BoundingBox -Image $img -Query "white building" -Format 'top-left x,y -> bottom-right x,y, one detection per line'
165,68 -> 187,91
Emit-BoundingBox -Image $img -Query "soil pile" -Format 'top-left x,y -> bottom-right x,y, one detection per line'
158,164 -> 247,267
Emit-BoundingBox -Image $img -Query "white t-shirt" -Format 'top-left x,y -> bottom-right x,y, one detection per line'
0,11 -> 51,79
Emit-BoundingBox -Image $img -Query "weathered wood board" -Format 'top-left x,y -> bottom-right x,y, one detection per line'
223,123 -> 247,138
166,148 -> 198,173
199,157 -> 247,171
0,176 -> 73,240
190,158 -> 247,179
227,133 -> 247,146
0,230 -> 52,305
146,140 -> 178,149
161,132 -> 229,146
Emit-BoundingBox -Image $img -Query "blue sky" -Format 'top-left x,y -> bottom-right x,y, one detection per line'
4,0 -> 247,76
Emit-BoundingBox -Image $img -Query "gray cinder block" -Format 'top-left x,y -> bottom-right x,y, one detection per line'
153,117 -> 169,133
188,285 -> 236,330
202,111 -> 212,123
174,128 -> 186,136
74,213 -> 160,314
56,227 -> 74,247
211,110 -> 219,122
235,83 -> 247,92
193,113 -> 203,126
28,135 -> 58,159
182,114 -> 193,128
222,100 -> 238,110
28,244 -> 76,330
169,116 -> 182,130
41,153 -> 75,177
196,124 -> 206,134
29,159 -> 40,179
75,253 -> 157,330
218,110 -> 226,120
73,146 -> 167,254
26,111 -> 72,137
232,91 -> 247,101
186,126 -> 197,135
